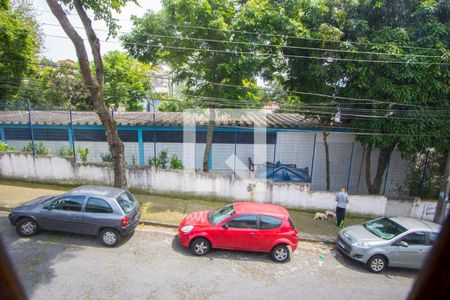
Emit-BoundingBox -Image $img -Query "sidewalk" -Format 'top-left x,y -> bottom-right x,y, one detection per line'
0,179 -> 370,243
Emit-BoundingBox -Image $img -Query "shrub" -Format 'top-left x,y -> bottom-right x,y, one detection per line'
157,149 -> 169,169
100,153 -> 113,162
58,145 -> 74,157
77,147 -> 89,162
0,141 -> 16,153
148,156 -> 157,167
170,154 -> 183,169
149,149 -> 183,169
21,141 -> 50,155
131,154 -> 137,166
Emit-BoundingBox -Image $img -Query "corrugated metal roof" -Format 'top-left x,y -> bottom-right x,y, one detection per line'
0,110 -> 326,128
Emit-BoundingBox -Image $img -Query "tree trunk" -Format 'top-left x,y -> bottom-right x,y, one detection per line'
203,108 -> 215,172
364,144 -> 373,193
46,0 -> 127,188
365,145 -> 392,194
434,146 -> 450,224
322,131 -> 331,190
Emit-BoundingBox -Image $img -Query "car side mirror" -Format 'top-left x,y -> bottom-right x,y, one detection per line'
222,223 -> 229,229
398,241 -> 408,247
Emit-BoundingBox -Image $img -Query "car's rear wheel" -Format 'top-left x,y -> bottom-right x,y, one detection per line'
367,255 -> 387,273
190,238 -> 211,256
16,218 -> 39,237
100,228 -> 121,247
271,244 -> 290,263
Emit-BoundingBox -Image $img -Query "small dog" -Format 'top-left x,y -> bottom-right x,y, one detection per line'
325,211 -> 336,218
314,212 -> 328,220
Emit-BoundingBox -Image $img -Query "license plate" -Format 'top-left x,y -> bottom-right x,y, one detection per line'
338,239 -> 346,249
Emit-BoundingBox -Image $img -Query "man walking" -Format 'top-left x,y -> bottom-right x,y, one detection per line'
335,187 -> 349,228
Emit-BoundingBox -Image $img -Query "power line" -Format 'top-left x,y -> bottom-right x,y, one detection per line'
1,79 -> 448,115
1,65 -> 448,112
1,83 -> 448,122
41,22 -> 445,60
43,33 -> 449,66
34,8 -> 448,52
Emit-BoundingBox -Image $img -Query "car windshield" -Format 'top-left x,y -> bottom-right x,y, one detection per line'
116,192 -> 137,214
363,217 -> 407,240
209,204 -> 235,225
41,196 -> 56,205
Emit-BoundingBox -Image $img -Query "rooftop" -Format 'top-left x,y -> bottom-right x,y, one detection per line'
69,185 -> 125,198
0,110 -> 326,129
233,202 -> 288,216
391,217 -> 440,231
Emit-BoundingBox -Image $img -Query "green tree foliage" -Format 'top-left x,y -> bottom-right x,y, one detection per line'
103,51 -> 153,111
123,0 -> 268,171
0,0 -> 40,102
16,59 -> 91,109
334,0 -> 449,194
14,51 -> 152,111
258,0 -> 449,194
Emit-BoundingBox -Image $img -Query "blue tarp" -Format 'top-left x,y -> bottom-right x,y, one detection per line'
255,161 -> 311,183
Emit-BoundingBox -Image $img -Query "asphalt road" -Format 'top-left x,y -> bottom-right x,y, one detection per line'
0,217 -> 417,300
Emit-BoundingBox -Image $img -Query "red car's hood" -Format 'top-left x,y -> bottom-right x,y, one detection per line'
181,210 -> 211,227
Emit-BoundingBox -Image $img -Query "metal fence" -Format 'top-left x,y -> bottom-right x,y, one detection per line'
0,101 -> 415,195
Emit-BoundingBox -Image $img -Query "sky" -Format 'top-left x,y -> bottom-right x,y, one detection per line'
33,0 -> 162,61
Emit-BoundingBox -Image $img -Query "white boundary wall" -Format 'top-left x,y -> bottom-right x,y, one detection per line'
0,153 -> 432,218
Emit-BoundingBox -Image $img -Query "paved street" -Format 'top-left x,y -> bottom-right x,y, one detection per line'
1,217 -> 417,300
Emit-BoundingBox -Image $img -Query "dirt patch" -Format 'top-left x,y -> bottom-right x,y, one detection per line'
0,180 -> 66,208
0,179 -> 370,238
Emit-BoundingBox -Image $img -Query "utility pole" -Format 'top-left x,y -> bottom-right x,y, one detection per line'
434,144 -> 450,224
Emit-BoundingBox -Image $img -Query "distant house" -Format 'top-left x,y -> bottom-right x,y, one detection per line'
56,59 -> 76,66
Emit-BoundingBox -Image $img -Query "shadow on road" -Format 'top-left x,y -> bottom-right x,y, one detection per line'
170,235 -> 278,264
331,246 -> 418,279
1,220 -> 136,298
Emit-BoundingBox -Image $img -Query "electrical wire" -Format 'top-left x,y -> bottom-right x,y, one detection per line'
40,22 -> 445,59
1,82 -> 448,122
42,33 -> 449,66
34,8 -> 449,52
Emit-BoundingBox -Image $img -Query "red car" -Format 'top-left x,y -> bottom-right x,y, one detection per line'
178,202 -> 299,262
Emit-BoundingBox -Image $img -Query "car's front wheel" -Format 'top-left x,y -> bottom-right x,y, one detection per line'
16,218 -> 39,237
367,255 -> 387,273
271,244 -> 290,263
100,228 -> 121,247
190,238 -> 211,256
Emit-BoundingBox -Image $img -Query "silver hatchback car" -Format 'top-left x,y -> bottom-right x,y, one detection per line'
337,217 -> 440,272
8,185 -> 141,247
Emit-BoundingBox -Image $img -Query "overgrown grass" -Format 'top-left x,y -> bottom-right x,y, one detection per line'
0,178 -> 376,221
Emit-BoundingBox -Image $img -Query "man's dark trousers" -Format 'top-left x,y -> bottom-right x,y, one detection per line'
336,207 -> 346,227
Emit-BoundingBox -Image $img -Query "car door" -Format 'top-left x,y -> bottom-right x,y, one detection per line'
389,231 -> 428,268
39,195 -> 86,234
257,215 -> 283,252
219,214 -> 259,251
79,197 -> 115,235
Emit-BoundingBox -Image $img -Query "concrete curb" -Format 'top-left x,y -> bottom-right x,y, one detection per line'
140,219 -> 336,244
0,208 -> 335,244
141,220 -> 178,229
